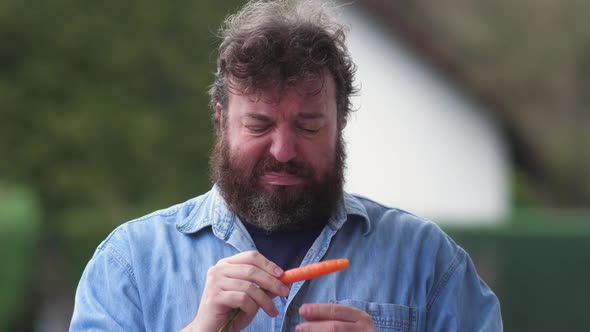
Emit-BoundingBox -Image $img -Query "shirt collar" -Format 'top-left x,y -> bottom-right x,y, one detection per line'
176,185 -> 371,236
175,185 -> 232,235
342,191 -> 371,235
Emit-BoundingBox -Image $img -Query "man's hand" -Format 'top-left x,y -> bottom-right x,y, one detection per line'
295,303 -> 376,332
181,251 -> 290,332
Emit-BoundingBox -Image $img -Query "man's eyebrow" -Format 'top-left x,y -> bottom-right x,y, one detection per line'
243,113 -> 272,121
298,112 -> 324,120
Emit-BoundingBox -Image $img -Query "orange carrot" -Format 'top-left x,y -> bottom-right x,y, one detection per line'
218,258 -> 349,332
279,258 -> 349,284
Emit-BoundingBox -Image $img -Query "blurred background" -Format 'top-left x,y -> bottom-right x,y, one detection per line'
1,0 -> 589,331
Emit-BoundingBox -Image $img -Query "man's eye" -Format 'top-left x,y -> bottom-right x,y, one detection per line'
246,126 -> 269,133
300,127 -> 320,134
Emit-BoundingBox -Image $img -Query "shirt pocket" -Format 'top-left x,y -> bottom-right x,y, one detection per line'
330,299 -> 419,332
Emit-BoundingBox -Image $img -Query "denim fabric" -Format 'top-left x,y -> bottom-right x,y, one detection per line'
70,186 -> 502,331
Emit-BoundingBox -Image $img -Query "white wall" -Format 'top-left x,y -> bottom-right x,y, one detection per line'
341,7 -> 510,224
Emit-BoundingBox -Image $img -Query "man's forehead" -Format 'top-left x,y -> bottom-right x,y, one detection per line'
227,73 -> 336,106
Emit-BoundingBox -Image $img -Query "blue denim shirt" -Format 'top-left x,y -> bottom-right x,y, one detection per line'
70,186 -> 502,331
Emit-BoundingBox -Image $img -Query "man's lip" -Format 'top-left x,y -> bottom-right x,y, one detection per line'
259,172 -> 304,186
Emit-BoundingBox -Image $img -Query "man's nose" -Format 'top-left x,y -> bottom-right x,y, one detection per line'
269,128 -> 297,163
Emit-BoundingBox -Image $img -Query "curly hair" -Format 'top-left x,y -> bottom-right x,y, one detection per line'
210,0 -> 357,129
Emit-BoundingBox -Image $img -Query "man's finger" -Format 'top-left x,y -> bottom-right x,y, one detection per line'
219,263 -> 289,297
298,303 -> 361,322
217,278 -> 279,316
217,251 -> 289,297
222,250 -> 284,277
295,321 -> 358,332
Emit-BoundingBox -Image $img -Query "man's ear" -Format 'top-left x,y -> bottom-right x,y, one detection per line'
215,103 -> 225,131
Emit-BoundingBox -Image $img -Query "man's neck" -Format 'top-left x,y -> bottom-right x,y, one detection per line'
242,221 -> 324,270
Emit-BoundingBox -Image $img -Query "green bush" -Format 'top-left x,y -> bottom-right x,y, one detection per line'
0,0 -> 244,289
0,184 -> 40,331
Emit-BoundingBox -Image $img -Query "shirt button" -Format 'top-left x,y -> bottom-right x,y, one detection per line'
287,307 -> 293,316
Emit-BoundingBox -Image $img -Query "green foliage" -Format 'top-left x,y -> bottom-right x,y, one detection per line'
0,0 -> 244,306
0,183 -> 40,331
0,0 -> 243,231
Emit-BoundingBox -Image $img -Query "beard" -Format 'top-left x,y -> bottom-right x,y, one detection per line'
209,134 -> 346,232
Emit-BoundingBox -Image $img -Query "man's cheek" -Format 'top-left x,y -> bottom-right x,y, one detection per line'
314,158 -> 333,180
235,155 -> 259,176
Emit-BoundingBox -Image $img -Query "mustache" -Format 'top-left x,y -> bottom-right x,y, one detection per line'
253,154 -> 312,178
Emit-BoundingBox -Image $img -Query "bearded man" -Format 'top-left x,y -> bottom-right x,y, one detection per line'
71,1 -> 502,331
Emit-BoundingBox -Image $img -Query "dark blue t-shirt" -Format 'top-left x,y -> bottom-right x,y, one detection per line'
243,222 -> 324,271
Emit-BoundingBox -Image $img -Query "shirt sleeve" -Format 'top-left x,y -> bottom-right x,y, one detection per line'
425,247 -> 503,332
70,240 -> 144,331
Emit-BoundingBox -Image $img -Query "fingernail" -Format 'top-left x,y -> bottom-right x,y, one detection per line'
273,266 -> 284,277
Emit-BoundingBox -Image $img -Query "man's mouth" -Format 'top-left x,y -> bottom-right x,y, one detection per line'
259,172 -> 304,186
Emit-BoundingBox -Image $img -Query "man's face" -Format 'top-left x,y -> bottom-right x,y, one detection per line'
210,73 -> 345,231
